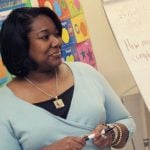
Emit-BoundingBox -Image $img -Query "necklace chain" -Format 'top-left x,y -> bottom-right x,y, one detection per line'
24,71 -> 58,99
24,71 -> 65,109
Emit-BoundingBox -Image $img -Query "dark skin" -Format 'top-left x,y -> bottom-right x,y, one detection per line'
7,15 -> 128,150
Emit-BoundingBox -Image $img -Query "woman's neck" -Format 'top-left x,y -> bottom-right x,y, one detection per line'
26,66 -> 61,83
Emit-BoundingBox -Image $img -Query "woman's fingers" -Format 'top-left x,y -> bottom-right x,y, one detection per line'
93,132 -> 112,148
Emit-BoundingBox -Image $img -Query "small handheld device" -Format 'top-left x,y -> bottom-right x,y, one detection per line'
103,126 -> 115,134
84,126 -> 115,141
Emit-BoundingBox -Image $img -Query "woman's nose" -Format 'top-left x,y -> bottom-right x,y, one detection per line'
51,35 -> 61,48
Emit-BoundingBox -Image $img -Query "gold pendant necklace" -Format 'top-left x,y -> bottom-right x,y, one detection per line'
24,71 -> 65,109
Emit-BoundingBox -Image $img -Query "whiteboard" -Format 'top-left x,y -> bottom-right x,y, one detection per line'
103,0 -> 150,111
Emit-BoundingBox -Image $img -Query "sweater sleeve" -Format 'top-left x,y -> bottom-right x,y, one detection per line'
74,62 -> 136,138
0,122 -> 22,150
99,73 -> 136,139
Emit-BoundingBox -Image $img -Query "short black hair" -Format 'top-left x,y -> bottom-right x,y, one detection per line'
0,7 -> 62,77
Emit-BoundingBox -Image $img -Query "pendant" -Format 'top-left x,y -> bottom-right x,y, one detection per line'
53,98 -> 65,109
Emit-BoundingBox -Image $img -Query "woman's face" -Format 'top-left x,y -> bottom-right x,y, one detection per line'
28,15 -> 62,72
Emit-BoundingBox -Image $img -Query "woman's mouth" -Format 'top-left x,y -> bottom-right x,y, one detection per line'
49,51 -> 61,57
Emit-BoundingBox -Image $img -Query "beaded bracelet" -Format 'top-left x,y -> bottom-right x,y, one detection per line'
111,126 -> 118,144
102,123 -> 117,143
111,124 -> 123,147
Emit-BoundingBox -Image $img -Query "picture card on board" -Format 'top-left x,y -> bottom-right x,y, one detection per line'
38,0 -> 53,10
65,0 -> 83,17
71,14 -> 89,43
38,0 -> 70,20
61,19 -> 76,48
76,40 -> 97,68
61,44 -> 79,62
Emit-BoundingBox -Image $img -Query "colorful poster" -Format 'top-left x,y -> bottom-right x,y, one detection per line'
38,0 -> 70,20
50,0 -> 70,20
38,0 -> 53,9
65,0 -> 82,17
0,0 -> 97,88
76,40 -> 97,67
30,0 -> 39,7
0,58 -> 7,85
24,0 -> 31,7
61,19 -> 76,48
71,14 -> 89,43
0,0 -> 26,11
0,1 -> 26,28
61,45 -> 79,62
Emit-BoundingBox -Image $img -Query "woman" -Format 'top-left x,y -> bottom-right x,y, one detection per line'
0,7 -> 135,150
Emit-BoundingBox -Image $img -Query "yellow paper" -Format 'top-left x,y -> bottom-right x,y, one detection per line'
71,14 -> 89,43
62,28 -> 70,44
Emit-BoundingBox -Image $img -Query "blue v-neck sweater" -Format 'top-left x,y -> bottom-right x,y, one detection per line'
0,62 -> 135,150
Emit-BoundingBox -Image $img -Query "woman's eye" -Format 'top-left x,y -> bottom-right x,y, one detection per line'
39,35 -> 49,40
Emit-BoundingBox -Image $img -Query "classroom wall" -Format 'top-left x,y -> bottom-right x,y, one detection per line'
80,0 -> 136,96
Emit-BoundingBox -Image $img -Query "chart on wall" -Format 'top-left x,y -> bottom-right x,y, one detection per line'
0,0 -> 97,85
103,0 -> 150,111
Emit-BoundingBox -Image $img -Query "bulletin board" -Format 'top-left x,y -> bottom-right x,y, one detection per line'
0,0 -> 97,86
103,0 -> 150,111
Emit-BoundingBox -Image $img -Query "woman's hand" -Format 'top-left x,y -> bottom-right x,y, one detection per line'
92,124 -> 113,148
42,136 -> 86,150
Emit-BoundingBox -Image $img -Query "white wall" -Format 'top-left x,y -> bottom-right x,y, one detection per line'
80,0 -> 136,96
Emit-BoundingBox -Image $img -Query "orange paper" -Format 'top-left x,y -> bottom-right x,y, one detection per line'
0,59 -> 7,79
